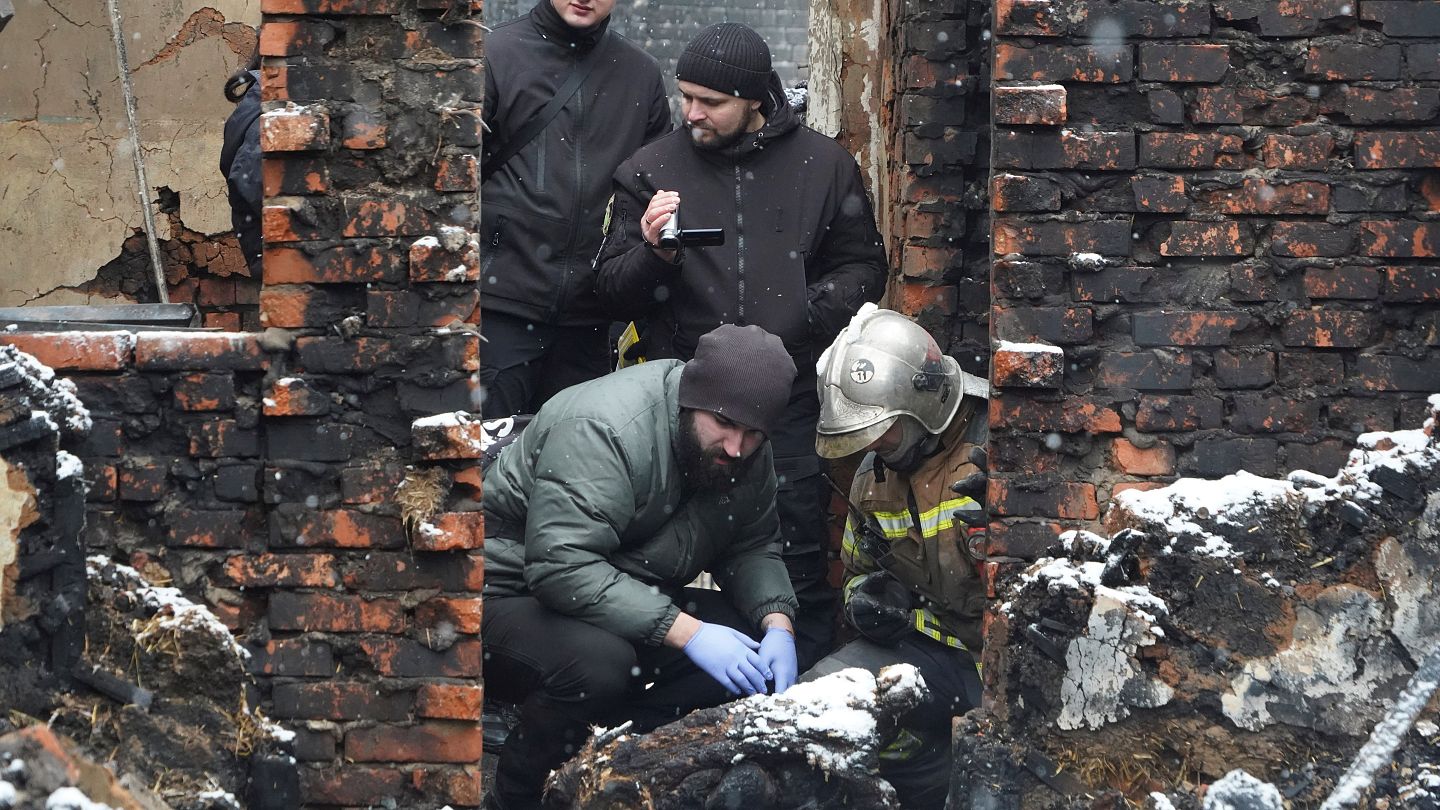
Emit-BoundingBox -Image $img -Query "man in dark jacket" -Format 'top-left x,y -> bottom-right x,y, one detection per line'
482,324 -> 801,809
594,22 -> 888,671
479,0 -> 671,418
220,54 -> 262,275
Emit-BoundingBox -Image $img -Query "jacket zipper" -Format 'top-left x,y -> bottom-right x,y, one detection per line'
551,59 -> 586,323
734,161 -> 745,323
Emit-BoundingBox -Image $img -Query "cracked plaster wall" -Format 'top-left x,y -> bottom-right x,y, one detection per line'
0,0 -> 257,307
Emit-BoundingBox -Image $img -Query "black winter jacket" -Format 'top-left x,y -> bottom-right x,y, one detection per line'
481,2 -> 671,326
220,72 -> 263,275
595,72 -> 887,361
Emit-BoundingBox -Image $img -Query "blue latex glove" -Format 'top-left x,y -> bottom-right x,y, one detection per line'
757,627 -> 798,693
682,622 -> 767,696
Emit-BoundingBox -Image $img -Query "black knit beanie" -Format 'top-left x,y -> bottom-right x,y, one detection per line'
679,324 -> 796,436
675,22 -> 772,101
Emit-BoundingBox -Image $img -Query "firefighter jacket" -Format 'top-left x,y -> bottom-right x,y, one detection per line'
480,1 -> 671,327
841,398 -> 989,652
594,71 -> 887,363
482,360 -> 799,647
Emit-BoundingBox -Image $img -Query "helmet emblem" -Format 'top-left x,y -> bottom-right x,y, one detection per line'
849,359 -> 875,384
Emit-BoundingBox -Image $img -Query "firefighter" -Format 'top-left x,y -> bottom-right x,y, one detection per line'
803,307 -> 990,809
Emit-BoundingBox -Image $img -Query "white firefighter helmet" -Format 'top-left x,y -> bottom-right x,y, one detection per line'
814,306 -> 987,459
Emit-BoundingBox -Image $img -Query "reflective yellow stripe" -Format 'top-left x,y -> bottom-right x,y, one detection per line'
872,496 -> 979,539
912,608 -> 968,650
868,509 -> 912,539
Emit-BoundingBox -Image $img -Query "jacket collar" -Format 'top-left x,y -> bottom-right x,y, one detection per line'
530,0 -> 611,49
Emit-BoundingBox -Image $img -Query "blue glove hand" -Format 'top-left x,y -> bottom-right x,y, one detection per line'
757,627 -> 798,693
682,622 -> 767,696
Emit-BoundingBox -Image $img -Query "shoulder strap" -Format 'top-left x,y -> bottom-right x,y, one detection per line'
481,32 -> 610,183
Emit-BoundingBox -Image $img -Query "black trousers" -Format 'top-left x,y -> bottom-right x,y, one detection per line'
479,310 -> 611,419
768,370 -> 838,672
802,637 -> 982,809
482,588 -> 759,806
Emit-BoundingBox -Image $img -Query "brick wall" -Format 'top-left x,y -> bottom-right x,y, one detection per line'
482,0 -> 810,88
886,0 -> 993,377
987,0 -> 1440,560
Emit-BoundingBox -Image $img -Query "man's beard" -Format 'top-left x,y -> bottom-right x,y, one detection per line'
688,110 -> 758,152
677,411 -> 760,492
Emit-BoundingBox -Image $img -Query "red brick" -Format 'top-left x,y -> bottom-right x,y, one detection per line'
1232,395 -> 1318,433
0,332 -> 134,371
166,509 -> 249,548
340,552 -> 484,593
1262,133 -> 1334,169
172,373 -> 236,412
1112,481 -> 1167,498
413,767 -> 485,806
264,246 -> 406,284
342,109 -> 389,150
1131,175 -> 1188,213
263,377 -> 331,416
1111,438 -> 1175,476
1305,267 -> 1382,300
1135,395 -> 1224,431
994,85 -> 1067,125
408,233 -> 481,284
119,462 -> 167,501
900,245 -> 954,282
187,420 -> 259,458
1271,222 -> 1355,258
341,464 -> 407,504
246,639 -> 335,677
435,155 -> 478,192
87,465 -> 118,501
984,521 -> 1062,561
414,684 -> 484,721
994,130 -> 1137,170
1194,179 -> 1329,215
992,174 -> 1062,212
1354,132 -> 1440,169
993,219 -> 1133,256
994,306 -> 1094,344
259,108 -> 330,152
412,415 -> 487,460
196,277 -> 236,307
134,333 -> 266,371
1214,0 -> 1353,36
259,287 -> 318,328
345,722 -> 483,763
994,0 -> 1069,35
203,312 -> 243,331
1359,221 -> 1440,258
1159,222 -> 1252,257
261,0 -> 398,13
1138,44 -> 1229,82
992,344 -> 1064,389
343,198 -> 437,238
989,479 -> 1099,520
988,395 -> 1123,433
273,509 -> 407,550
995,44 -> 1132,83
1384,266 -> 1440,302
367,289 -> 480,328
1190,87 -> 1243,124
1096,351 -> 1193,389
262,156 -> 330,196
1281,310 -> 1378,348
269,592 -> 406,633
416,596 -> 483,635
412,512 -> 485,552
258,20 -> 337,56
1340,87 -> 1440,125
219,553 -> 340,588
896,283 -> 956,318
1072,266 -> 1162,303
273,682 -> 412,721
1306,41 -> 1402,80
1140,133 -> 1244,169
453,466 -> 483,499
300,767 -> 406,807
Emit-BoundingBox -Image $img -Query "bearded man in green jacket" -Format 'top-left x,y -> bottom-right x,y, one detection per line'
481,324 -> 802,809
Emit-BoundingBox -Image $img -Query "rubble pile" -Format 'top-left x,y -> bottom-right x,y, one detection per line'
959,393 -> 1440,809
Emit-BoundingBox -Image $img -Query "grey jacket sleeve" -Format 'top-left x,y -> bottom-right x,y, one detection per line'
805,157 -> 888,348
521,417 -> 681,646
710,458 -> 799,628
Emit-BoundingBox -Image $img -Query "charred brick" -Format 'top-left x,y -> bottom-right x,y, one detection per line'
1096,351 -> 1193,390
1215,350 -> 1276,389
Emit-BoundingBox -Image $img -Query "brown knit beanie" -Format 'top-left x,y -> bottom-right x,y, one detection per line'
675,22 -> 773,101
679,324 -> 796,436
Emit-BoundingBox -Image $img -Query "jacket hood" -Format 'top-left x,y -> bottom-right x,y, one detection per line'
721,71 -> 800,159
530,0 -> 611,48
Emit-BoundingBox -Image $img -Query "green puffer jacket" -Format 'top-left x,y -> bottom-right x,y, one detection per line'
482,360 -> 798,647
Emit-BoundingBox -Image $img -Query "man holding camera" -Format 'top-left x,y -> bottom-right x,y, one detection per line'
481,324 -> 800,809
595,22 -> 888,670
805,307 -> 991,809
478,0 -> 670,418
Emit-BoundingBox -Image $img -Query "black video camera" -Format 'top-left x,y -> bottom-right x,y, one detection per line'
658,205 -> 725,249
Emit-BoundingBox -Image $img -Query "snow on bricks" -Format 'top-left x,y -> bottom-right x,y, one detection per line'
957,398 -> 1440,808
993,340 -> 1065,388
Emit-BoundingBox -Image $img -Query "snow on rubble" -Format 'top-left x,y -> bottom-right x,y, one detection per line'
86,555 -> 251,662
0,345 -> 92,435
